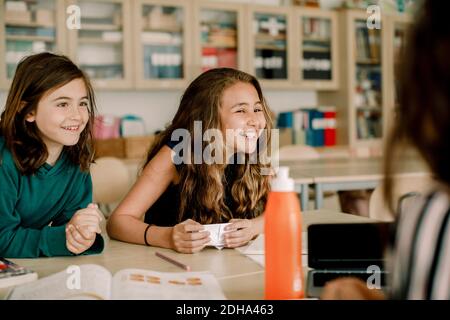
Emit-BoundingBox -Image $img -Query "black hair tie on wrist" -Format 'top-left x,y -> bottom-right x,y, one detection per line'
144,224 -> 151,246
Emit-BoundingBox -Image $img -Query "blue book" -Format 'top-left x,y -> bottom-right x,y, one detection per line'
312,109 -> 325,147
277,111 -> 293,128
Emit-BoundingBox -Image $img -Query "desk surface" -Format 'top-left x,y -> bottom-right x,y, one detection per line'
1,210 -> 374,300
282,157 -> 429,183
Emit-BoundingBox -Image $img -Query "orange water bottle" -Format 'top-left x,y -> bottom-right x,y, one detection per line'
264,167 -> 304,299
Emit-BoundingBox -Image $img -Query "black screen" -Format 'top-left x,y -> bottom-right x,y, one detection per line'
307,222 -> 393,269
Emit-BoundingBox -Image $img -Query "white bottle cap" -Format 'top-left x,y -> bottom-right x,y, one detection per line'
271,166 -> 295,192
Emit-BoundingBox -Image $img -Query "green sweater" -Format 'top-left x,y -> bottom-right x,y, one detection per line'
0,137 -> 104,258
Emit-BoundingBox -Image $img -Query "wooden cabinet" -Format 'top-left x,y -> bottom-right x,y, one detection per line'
0,2 -> 412,156
318,9 -> 389,150
192,0 -> 245,78
295,8 -> 339,90
0,0 -> 66,89
0,1 -> 342,92
65,0 -> 133,89
133,0 -> 192,89
246,5 -> 294,89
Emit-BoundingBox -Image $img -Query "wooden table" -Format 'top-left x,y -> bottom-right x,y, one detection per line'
1,210 -> 373,300
281,157 -> 429,209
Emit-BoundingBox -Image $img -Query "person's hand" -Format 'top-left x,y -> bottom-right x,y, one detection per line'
171,219 -> 210,253
320,277 -> 385,300
224,219 -> 257,248
66,203 -> 103,255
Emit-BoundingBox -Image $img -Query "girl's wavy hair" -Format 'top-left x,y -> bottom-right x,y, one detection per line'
145,68 -> 273,224
0,52 -> 97,175
383,0 -> 450,211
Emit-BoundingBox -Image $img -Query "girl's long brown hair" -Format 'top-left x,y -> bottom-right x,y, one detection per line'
0,52 -> 97,175
383,0 -> 450,210
146,68 -> 273,224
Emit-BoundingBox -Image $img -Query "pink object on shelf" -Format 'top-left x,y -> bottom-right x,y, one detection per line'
93,115 -> 121,140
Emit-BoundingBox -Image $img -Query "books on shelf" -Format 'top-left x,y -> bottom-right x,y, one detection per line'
355,21 -> 381,62
202,47 -> 237,71
277,107 -> 336,147
302,17 -> 330,40
8,264 -> 226,300
356,109 -> 382,140
0,258 -> 38,289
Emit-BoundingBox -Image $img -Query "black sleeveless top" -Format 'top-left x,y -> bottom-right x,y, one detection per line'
143,142 -> 240,227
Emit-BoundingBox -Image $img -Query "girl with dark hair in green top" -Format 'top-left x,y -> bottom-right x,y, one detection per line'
0,52 -> 104,258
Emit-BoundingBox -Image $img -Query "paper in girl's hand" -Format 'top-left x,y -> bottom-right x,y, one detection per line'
202,223 -> 231,250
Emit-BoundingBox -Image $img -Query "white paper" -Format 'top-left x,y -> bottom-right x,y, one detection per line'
235,233 -> 308,267
9,264 -> 112,300
203,223 -> 230,250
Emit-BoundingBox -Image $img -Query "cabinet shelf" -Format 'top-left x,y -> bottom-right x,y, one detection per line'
255,45 -> 286,51
302,48 -> 331,53
202,44 -> 237,49
255,33 -> 286,40
78,38 -> 122,44
302,37 -> 331,43
143,27 -> 182,33
81,23 -> 122,31
6,35 -> 55,42
5,21 -> 55,28
356,59 -> 381,65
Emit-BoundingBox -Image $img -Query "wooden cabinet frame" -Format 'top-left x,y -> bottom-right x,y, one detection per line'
245,4 -> 295,89
65,0 -> 133,90
133,0 -> 192,90
192,0 -> 246,79
0,0 -> 67,89
294,7 -> 339,90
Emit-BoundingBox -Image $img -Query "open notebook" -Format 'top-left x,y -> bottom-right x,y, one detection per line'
8,264 -> 226,300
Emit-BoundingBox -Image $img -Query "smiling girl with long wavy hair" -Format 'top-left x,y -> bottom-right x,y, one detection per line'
107,68 -> 274,253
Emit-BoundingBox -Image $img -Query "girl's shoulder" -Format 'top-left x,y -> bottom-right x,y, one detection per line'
0,136 -> 15,168
0,136 -> 20,179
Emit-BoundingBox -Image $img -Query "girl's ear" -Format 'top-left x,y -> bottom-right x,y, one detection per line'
21,101 -> 35,123
25,111 -> 35,123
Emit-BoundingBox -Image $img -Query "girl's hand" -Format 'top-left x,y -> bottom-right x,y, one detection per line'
171,219 -> 210,254
224,219 -> 257,248
65,203 -> 103,254
320,277 -> 385,300
65,224 -> 96,255
68,203 -> 103,234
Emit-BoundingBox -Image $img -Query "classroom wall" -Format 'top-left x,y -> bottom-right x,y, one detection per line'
0,90 -> 317,134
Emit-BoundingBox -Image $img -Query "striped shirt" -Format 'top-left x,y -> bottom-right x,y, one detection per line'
389,189 -> 450,299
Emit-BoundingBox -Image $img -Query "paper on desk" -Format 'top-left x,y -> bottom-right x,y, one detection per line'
235,233 -> 308,268
237,233 -> 307,255
202,223 -> 230,250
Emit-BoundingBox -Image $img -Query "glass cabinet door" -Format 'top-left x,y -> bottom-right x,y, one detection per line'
135,0 -> 189,89
193,1 -> 245,77
353,18 -> 383,143
0,0 -> 65,88
297,9 -> 338,89
67,0 -> 132,89
248,7 -> 292,87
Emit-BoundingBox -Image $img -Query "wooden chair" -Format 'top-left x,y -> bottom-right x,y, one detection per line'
90,157 -> 131,217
